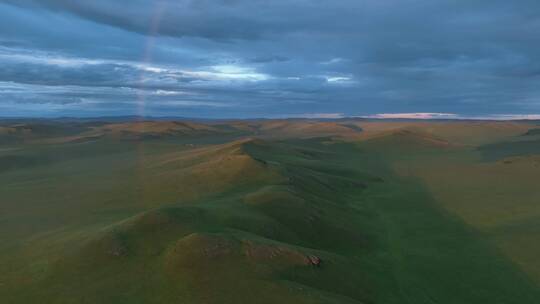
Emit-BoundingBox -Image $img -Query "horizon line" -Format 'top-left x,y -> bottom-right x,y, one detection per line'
1,112 -> 540,122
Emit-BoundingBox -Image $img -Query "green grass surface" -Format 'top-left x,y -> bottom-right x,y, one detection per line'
1,120 -> 540,303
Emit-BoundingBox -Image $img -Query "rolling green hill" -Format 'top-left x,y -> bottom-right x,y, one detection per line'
1,119 -> 540,303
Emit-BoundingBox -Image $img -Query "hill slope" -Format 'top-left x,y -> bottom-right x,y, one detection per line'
2,132 -> 540,303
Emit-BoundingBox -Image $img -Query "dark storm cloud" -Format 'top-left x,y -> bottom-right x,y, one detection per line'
0,0 -> 539,117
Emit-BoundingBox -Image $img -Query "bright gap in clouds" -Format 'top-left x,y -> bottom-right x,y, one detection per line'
364,113 -> 540,120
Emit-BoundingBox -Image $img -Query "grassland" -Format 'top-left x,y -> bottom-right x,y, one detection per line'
1,118 -> 540,303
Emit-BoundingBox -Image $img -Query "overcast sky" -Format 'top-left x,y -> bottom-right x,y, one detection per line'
0,0 -> 539,118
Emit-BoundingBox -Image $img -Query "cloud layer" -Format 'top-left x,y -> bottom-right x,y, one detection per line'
1,1 -> 539,117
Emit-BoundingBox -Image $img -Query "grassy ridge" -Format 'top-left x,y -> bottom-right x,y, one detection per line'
1,121 -> 540,303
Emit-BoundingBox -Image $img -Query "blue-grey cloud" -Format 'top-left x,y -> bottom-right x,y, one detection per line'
0,0 -> 539,117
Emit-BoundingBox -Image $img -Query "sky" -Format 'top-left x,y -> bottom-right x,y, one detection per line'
0,0 -> 539,119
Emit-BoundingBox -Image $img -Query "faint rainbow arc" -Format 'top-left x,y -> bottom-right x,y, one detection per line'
135,2 -> 166,207
136,1 -> 167,118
